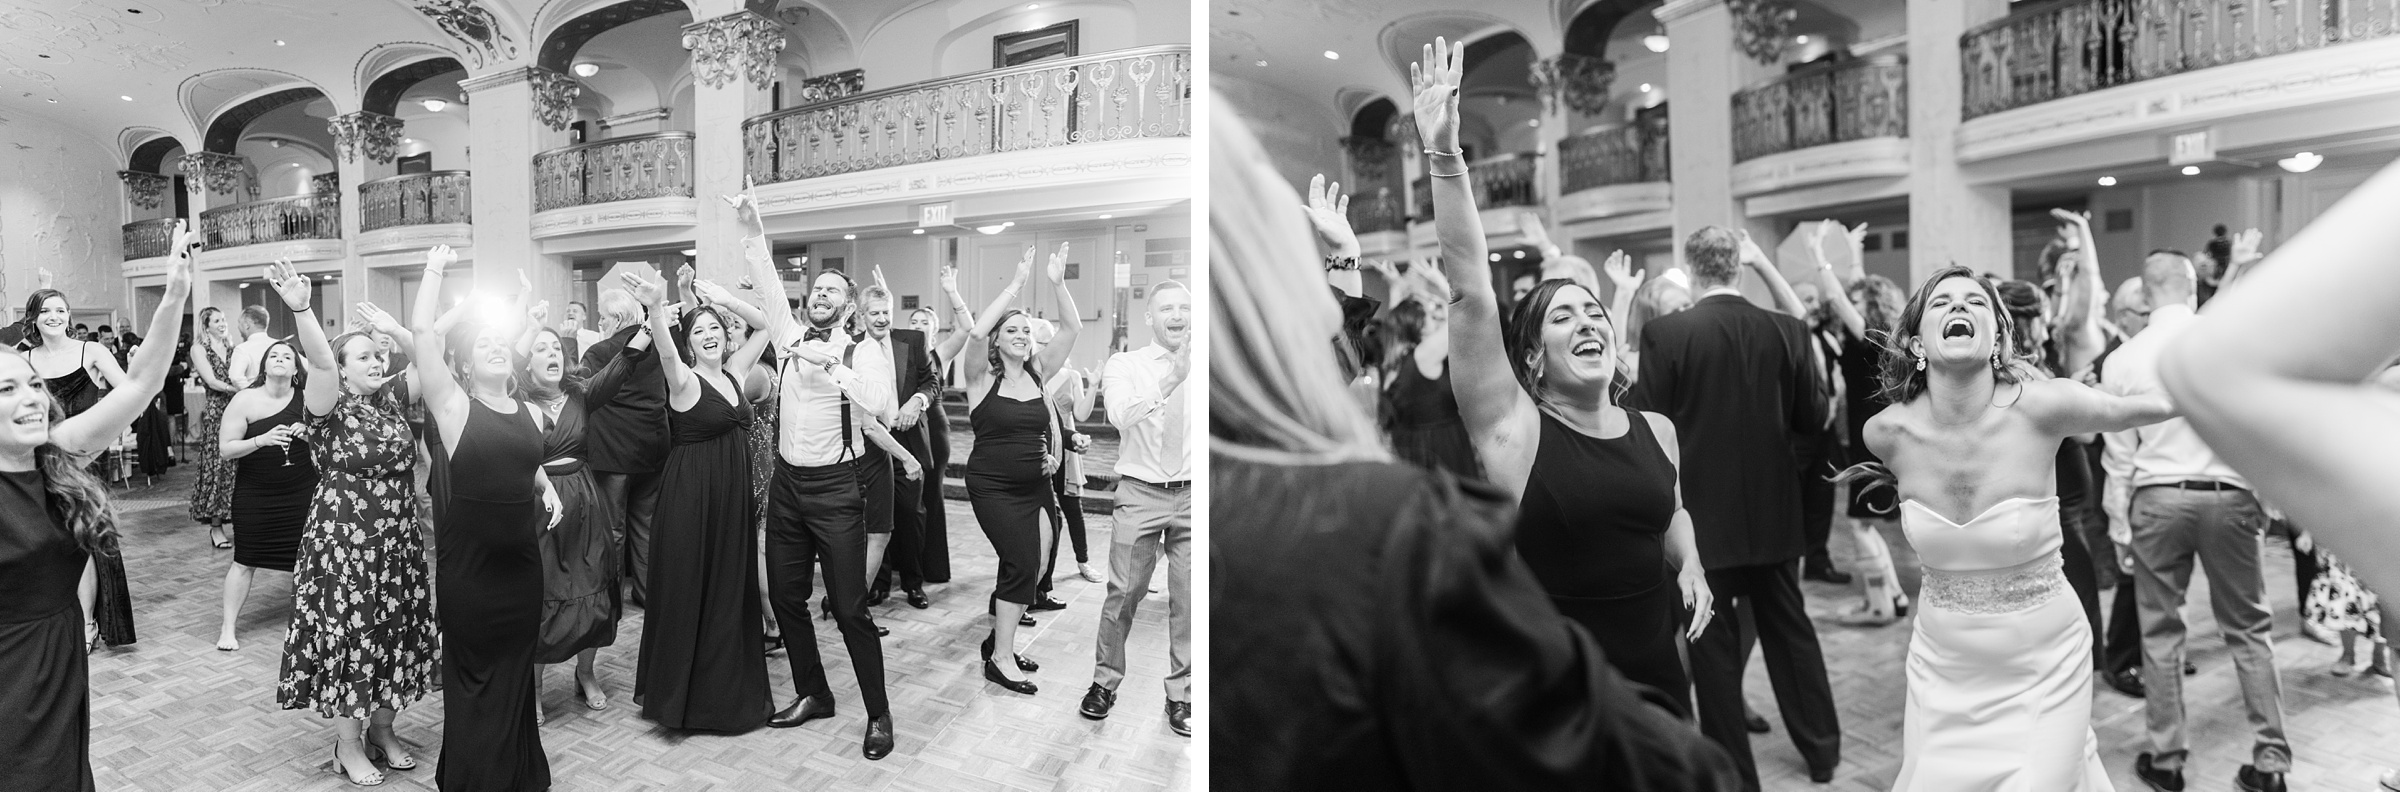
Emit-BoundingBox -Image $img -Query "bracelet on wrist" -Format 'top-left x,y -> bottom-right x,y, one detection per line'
1423,147 -> 1464,158
1324,255 -> 1360,272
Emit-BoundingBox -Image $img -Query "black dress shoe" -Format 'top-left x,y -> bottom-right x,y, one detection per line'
1166,700 -> 1190,737
905,589 -> 930,609
867,587 -> 889,607
862,715 -> 894,761
980,634 -> 1039,673
864,614 -> 888,638
1078,684 -> 1116,720
1808,766 -> 1834,783
764,633 -> 784,656
1744,708 -> 1771,734
983,658 -> 1038,694
1019,613 -> 1036,627
1028,595 -> 1067,613
768,695 -> 836,729
2106,669 -> 2146,698
2184,659 -> 2197,676
2135,752 -> 2186,792
2235,765 -> 2286,792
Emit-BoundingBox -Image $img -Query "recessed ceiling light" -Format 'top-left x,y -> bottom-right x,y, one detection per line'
573,63 -> 599,77
1513,250 -> 1526,259
977,222 -> 1016,235
1639,83 -> 1652,93
421,98 -> 447,112
1255,60 -> 1268,67
400,137 -> 411,144
1323,51 -> 1340,60
1796,35 -> 1810,43
2181,165 -> 2201,175
843,234 -> 856,240
1098,214 -> 1112,219
912,228 -> 924,234
1643,34 -> 1669,53
2278,151 -> 2324,173
45,98 -> 57,103
1488,253 -> 1501,262
2097,176 -> 2118,186
274,39 -> 285,46
120,95 -> 132,101
1527,118 -> 1540,127
680,248 -> 697,256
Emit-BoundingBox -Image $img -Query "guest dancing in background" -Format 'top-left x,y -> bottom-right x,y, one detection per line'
1032,318 -> 1101,588
210,337 -> 317,652
0,226 -> 191,791
18,285 -> 140,651
520,324 -> 624,717
408,249 -> 562,791
276,260 -> 438,788
188,306 -> 240,549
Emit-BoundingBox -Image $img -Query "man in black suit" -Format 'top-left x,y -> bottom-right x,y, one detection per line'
859,283 -> 941,612
1628,226 -> 1840,790
580,286 -> 669,606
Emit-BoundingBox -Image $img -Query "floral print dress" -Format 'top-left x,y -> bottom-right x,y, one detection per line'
187,341 -> 236,525
276,392 -> 439,719
2305,546 -> 2382,639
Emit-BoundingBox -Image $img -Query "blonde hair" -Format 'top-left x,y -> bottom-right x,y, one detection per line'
1209,92 -> 1386,464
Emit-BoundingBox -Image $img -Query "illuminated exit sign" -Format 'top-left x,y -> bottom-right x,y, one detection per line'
918,203 -> 952,227
2168,130 -> 2214,166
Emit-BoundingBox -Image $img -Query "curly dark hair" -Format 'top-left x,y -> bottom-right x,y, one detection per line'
1872,266 -> 2029,406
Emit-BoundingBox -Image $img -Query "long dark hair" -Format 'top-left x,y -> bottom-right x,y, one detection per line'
986,308 -> 1045,383
18,289 -> 68,351
519,327 -> 585,397
675,305 -> 734,368
243,339 -> 306,392
1872,266 -> 2027,408
1503,278 -> 1632,407
2,353 -> 121,555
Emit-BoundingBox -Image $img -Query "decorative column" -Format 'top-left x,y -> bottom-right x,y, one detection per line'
461,67 -> 572,303
176,152 -> 252,209
684,5 -> 783,284
1908,0 -> 2013,282
1531,53 -> 1614,212
1655,0 -> 1780,293
328,111 -> 405,318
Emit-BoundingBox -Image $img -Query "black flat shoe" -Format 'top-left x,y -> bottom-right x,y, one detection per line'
1079,683 -> 1116,720
983,658 -> 1038,694
905,589 -> 930,609
1028,595 -> 1068,613
2135,752 -> 2186,792
2235,765 -> 2285,792
763,632 -> 784,656
981,634 -> 1039,673
1743,708 -> 1771,734
768,695 -> 836,729
1019,613 -> 1036,627
862,715 -> 894,760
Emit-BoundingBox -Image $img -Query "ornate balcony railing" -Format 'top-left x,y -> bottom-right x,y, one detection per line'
1346,187 -> 1408,234
197,193 -> 340,250
122,218 -> 178,260
1734,56 -> 1908,162
1561,106 -> 1672,193
361,171 -> 472,232
742,45 -> 1192,184
533,132 -> 695,213
1412,174 -> 1432,223
1476,152 -> 1542,210
1963,0 -> 2398,119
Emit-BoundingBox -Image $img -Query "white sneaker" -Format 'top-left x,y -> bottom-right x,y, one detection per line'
1078,562 -> 1103,583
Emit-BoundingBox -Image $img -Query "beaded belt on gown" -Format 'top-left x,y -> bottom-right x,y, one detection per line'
1919,553 -> 2065,615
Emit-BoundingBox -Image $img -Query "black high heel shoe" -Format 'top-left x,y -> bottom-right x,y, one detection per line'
983,658 -> 1038,694
981,633 -> 1039,673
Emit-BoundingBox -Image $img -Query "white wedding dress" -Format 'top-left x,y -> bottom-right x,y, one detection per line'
1890,496 -> 2113,792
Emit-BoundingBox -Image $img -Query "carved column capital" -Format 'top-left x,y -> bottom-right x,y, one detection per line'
683,9 -> 785,90
328,111 -> 406,164
1531,53 -> 1617,117
117,170 -> 172,210
176,152 -> 252,198
794,69 -> 864,105
1728,0 -> 1799,64
528,67 -> 585,131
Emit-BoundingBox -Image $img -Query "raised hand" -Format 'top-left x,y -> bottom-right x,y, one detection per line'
1736,230 -> 1772,269
1303,174 -> 1360,259
620,271 -> 665,307
168,220 -> 198,260
162,235 -> 193,301
2232,227 -> 2264,264
1602,249 -> 1643,294
1520,209 -> 1554,251
939,264 -> 960,294
722,175 -> 763,229
676,263 -> 696,295
528,300 -> 550,326
1409,37 -> 1465,155
426,243 -> 457,272
355,302 -> 403,336
2049,208 -> 2093,248
1013,246 -> 1037,287
1045,242 -> 1071,285
263,259 -> 311,310
872,264 -> 890,295
691,279 -> 733,306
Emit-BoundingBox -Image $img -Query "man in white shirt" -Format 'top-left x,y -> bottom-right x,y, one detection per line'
225,305 -> 273,388
741,219 -> 898,760
2102,250 -> 2288,792
1078,281 -> 1192,737
560,300 -> 605,360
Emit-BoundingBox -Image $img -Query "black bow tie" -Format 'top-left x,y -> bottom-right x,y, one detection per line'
803,326 -> 834,343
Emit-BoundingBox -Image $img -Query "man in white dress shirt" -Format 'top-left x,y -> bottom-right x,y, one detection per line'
2103,249 -> 2289,792
225,305 -> 273,388
739,217 -> 898,760
1078,281 -> 1192,736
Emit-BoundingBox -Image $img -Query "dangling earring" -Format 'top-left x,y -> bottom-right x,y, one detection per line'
1914,355 -> 1926,371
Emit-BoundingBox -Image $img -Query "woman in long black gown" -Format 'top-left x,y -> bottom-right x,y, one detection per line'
625,267 -> 776,732
954,243 -> 1081,694
1392,40 -> 1713,717
18,287 -> 140,650
402,249 -> 559,791
0,230 -> 191,791
522,327 -> 620,719
212,340 -> 318,651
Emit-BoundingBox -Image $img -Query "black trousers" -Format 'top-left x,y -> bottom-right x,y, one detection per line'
881,422 -> 930,592
594,469 -> 661,605
1693,561 -> 1840,791
1796,440 -> 1837,572
765,460 -> 888,718
2105,574 -> 2143,676
2057,502 -> 2107,670
920,406 -> 953,584
1037,468 -> 1089,598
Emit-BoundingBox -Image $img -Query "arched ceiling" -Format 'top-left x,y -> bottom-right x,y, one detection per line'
1214,0 -> 1557,139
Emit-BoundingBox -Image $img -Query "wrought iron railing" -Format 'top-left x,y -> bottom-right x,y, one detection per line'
1475,152 -> 1542,210
742,45 -> 1192,184
1561,106 -> 1672,192
197,193 -> 340,250
122,218 -> 179,260
1734,56 -> 1908,162
532,132 -> 695,213
1346,187 -> 1408,234
360,171 -> 472,232
1962,0 -> 2398,119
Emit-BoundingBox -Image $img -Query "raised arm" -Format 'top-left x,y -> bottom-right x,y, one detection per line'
2025,376 -> 2177,438
623,269 -> 698,411
729,182 -> 793,343
52,223 -> 193,455
2162,160 -> 2400,598
1740,231 -> 1806,318
959,246 -> 1036,389
1413,39 -> 1529,493
1032,242 -> 1082,376
1806,221 -> 1867,340
408,248 -> 476,443
2051,209 -> 2105,376
82,341 -> 128,390
928,265 -> 976,366
692,278 -> 774,385
1601,250 -> 1643,349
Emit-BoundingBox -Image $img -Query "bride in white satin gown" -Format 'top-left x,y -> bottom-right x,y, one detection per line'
1850,267 -> 2176,792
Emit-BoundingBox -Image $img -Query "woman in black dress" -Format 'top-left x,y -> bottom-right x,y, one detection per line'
18,287 -> 141,651
1399,40 -> 1712,717
212,339 -> 318,651
624,266 -> 776,732
403,250 -> 561,791
1377,286 -> 1481,480
188,306 -> 241,548
955,243 -> 1080,695
0,230 -> 191,791
522,326 -> 620,719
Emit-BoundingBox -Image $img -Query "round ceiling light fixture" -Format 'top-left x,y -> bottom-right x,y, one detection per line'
2097,176 -> 2118,186
573,62 -> 600,77
2278,151 -> 2324,173
421,98 -> 447,112
2181,165 -> 2201,176
843,234 -> 857,240
1643,34 -> 1670,53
